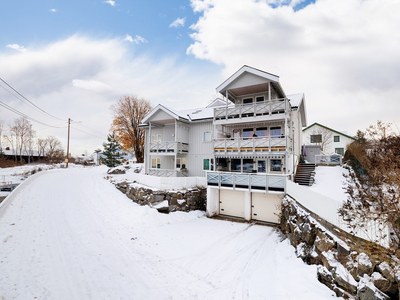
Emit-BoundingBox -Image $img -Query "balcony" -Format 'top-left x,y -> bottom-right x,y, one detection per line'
214,98 -> 290,121
213,136 -> 288,154
149,168 -> 188,177
149,141 -> 189,154
207,171 -> 285,192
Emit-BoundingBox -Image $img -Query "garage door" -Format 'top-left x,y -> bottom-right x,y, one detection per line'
251,193 -> 281,223
219,189 -> 245,219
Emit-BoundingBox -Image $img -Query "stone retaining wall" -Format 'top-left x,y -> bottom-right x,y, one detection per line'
114,181 -> 207,213
281,196 -> 399,300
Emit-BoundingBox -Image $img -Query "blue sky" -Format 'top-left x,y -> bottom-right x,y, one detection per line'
1,0 -> 399,155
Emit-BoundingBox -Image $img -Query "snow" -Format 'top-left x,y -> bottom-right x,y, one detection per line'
307,166 -> 349,202
357,253 -> 373,267
0,167 -> 341,299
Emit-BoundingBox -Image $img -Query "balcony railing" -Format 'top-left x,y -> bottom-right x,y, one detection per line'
315,154 -> 342,166
214,98 -> 290,121
207,171 -> 285,192
213,136 -> 288,153
149,168 -> 188,177
149,142 -> 189,153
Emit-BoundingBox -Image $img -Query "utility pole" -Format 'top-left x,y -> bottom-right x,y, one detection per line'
66,118 -> 71,168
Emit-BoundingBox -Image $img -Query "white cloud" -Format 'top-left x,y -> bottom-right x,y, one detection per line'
49,8 -> 57,12
124,34 -> 134,43
6,44 -> 27,52
103,0 -> 116,7
169,17 -> 186,28
133,35 -> 148,44
72,79 -> 112,92
0,35 -> 220,155
187,0 -> 400,135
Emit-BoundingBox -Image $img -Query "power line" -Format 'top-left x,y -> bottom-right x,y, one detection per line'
71,125 -> 106,140
0,78 -> 65,121
0,101 -> 66,128
75,123 -> 108,137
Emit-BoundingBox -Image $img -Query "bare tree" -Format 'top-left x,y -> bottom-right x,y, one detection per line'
310,126 -> 333,152
37,138 -> 48,159
340,121 -> 400,252
45,136 -> 64,163
110,95 -> 152,163
9,117 -> 32,161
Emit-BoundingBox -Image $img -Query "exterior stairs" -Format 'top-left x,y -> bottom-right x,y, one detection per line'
294,163 -> 316,186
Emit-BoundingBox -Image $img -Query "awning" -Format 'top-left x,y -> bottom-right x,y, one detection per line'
214,152 -> 286,159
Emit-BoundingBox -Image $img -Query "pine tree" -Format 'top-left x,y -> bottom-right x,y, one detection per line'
102,133 -> 122,168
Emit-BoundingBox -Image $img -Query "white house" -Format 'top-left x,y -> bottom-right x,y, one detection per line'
302,122 -> 355,156
140,65 -> 307,224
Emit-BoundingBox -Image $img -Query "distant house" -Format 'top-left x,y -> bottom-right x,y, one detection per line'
75,154 -> 95,165
96,149 -> 136,165
0,147 -> 46,163
302,122 -> 355,156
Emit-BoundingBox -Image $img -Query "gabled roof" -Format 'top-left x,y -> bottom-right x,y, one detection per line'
141,104 -> 188,124
206,98 -> 230,108
216,65 -> 285,99
303,122 -> 356,140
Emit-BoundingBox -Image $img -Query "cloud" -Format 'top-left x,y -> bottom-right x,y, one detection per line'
49,8 -> 57,12
187,0 -> 400,135
124,34 -> 134,43
6,44 -> 27,52
103,0 -> 116,7
0,35 -> 220,155
72,79 -> 112,92
169,17 -> 186,28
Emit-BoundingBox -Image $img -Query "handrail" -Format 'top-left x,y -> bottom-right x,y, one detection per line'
213,135 -> 288,152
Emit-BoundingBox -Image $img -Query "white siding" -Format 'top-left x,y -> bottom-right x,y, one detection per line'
186,120 -> 214,177
228,72 -> 268,90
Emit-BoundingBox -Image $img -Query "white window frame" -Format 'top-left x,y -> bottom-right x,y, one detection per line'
152,134 -> 162,143
151,157 -> 161,169
203,131 -> 212,142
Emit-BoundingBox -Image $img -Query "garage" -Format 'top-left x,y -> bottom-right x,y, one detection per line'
251,193 -> 281,223
219,189 -> 245,219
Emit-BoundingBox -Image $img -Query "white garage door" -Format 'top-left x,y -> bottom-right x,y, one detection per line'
219,189 -> 245,219
251,193 -> 281,223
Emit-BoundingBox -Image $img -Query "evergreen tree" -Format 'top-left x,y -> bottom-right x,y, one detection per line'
102,133 -> 122,167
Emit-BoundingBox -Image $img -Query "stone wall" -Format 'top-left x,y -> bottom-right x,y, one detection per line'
114,181 -> 207,213
281,196 -> 399,300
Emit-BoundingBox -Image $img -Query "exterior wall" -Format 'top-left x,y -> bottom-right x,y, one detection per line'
303,124 -> 354,155
144,128 -> 149,173
228,72 -> 268,90
186,120 -> 214,177
150,110 -> 174,122
177,122 -> 189,143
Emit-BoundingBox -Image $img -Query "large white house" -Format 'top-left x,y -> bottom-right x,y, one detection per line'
140,66 -> 307,224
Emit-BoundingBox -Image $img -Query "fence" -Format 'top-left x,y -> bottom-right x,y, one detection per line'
315,154 -> 342,166
127,172 -> 206,190
286,180 -> 390,248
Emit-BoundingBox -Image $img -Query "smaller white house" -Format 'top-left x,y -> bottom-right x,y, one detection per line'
302,122 -> 355,156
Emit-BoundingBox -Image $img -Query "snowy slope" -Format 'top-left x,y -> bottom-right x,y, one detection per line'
0,167 -> 340,299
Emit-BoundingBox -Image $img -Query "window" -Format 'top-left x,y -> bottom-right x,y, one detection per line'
243,98 -> 253,105
243,159 -> 254,173
310,134 -> 322,143
258,160 -> 266,173
335,148 -> 344,156
243,128 -> 254,139
270,127 -> 282,138
181,158 -> 186,168
231,159 -> 241,172
270,159 -> 282,172
176,158 -> 181,169
256,127 -> 268,138
334,136 -> 340,142
203,131 -> 212,142
152,134 -> 162,143
256,96 -> 264,103
151,157 -> 161,169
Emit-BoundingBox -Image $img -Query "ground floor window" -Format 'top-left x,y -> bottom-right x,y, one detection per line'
151,157 -> 161,169
203,158 -> 214,171
335,148 -> 344,156
231,159 -> 241,172
270,159 -> 282,172
243,159 -> 254,173
257,160 -> 266,172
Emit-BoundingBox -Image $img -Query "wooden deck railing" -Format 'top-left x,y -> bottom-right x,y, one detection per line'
213,136 -> 288,153
149,142 -> 189,153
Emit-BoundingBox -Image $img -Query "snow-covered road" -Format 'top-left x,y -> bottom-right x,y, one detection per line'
0,167 -> 338,299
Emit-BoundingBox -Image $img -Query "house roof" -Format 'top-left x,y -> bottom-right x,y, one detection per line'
216,65 -> 285,100
302,122 -> 356,140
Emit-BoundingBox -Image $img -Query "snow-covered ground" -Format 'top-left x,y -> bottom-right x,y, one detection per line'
308,166 -> 349,202
0,167 -> 340,299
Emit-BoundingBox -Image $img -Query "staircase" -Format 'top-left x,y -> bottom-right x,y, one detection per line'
294,163 -> 316,186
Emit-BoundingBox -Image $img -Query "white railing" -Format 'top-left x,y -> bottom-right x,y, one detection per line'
286,180 -> 389,248
207,171 -> 285,192
213,136 -> 288,152
149,168 -> 188,177
214,98 -> 290,120
149,142 -> 189,153
315,154 -> 342,166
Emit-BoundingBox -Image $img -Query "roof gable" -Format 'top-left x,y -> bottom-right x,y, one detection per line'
303,122 -> 355,140
142,104 -> 184,124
